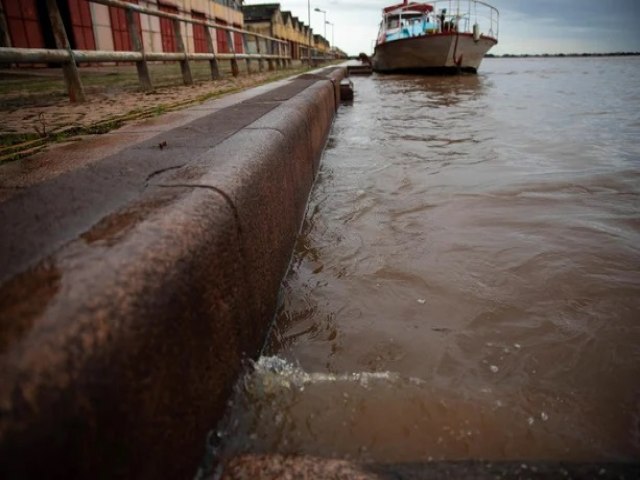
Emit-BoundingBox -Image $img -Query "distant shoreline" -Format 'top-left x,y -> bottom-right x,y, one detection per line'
351,52 -> 640,60
485,52 -> 640,58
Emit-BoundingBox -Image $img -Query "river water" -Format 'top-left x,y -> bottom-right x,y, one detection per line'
219,57 -> 640,464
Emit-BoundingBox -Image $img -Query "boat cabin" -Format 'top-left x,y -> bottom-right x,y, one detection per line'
377,1 -> 463,43
372,0 -> 500,73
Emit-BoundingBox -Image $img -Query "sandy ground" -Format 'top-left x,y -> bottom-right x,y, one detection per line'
0,62 -> 308,136
0,61 -> 322,168
0,74 -> 271,134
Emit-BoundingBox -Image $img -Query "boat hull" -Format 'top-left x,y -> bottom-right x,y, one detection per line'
373,33 -> 497,74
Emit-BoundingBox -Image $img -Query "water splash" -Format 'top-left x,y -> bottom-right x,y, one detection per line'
246,356 -> 422,395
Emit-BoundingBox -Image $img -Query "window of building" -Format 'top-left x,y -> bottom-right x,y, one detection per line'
232,23 -> 243,54
191,10 -> 208,53
2,0 -> 45,48
215,19 -> 229,53
109,0 -> 140,51
67,0 -> 96,50
158,2 -> 178,52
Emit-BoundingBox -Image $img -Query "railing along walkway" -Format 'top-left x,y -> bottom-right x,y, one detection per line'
0,0 -> 299,102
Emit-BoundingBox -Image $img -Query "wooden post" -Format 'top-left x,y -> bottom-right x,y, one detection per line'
0,1 -> 12,67
204,25 -> 221,80
267,41 -> 274,72
264,38 -> 275,72
255,35 -> 264,72
0,1 -> 11,48
45,0 -> 85,103
226,29 -> 239,77
273,41 -> 278,69
126,9 -> 152,91
270,40 -> 275,69
276,42 -> 282,69
172,17 -> 193,85
242,32 -> 251,74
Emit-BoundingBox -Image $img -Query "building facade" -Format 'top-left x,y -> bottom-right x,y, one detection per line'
242,3 -> 332,60
0,0 -> 342,63
0,0 -> 245,55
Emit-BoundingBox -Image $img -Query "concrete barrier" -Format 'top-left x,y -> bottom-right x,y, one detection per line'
0,66 -> 346,479
220,454 -> 640,480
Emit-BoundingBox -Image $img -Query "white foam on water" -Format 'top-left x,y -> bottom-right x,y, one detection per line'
246,355 -> 424,393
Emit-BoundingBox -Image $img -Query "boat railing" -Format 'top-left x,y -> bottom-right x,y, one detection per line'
429,0 -> 499,40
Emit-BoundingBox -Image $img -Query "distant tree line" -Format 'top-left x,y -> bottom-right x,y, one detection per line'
485,52 -> 640,58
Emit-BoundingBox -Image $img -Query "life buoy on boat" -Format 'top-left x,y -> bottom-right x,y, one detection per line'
473,23 -> 481,42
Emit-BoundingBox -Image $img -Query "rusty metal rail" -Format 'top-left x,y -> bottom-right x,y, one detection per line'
0,0 -> 329,102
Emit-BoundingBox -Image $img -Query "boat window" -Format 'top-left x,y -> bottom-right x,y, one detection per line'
387,15 -> 400,29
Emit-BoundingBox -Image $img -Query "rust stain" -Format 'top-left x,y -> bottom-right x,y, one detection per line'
80,188 -> 183,246
0,261 -> 60,353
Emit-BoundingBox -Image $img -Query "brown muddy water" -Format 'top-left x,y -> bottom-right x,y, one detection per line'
217,57 -> 640,465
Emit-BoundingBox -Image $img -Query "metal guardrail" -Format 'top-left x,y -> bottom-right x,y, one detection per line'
0,0 -> 329,102
430,0 -> 500,39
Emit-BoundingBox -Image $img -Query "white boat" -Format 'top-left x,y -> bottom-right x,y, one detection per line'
372,0 -> 499,73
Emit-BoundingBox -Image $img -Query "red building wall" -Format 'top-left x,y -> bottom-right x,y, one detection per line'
215,18 -> 228,53
67,0 -> 95,50
191,10 -> 208,53
2,0 -> 45,48
2,0 -> 95,50
158,2 -> 178,52
109,0 -> 140,51
2,0 -> 248,58
233,24 -> 243,54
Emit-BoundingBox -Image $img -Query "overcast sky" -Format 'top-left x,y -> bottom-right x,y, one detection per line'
243,0 -> 640,56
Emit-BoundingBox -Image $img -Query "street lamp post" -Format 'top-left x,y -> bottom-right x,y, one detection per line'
307,0 -> 311,64
314,7 -> 327,39
326,20 -> 334,49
